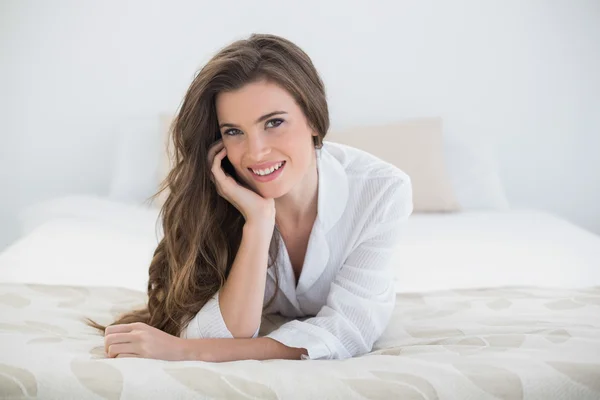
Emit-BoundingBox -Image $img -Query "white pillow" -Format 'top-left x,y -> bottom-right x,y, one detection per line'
0,218 -> 156,292
18,195 -> 162,238
327,118 -> 460,213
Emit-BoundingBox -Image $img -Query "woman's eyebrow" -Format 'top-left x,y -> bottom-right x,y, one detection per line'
219,111 -> 288,129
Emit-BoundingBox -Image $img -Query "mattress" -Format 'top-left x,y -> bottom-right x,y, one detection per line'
392,209 -> 600,292
2,208 -> 599,294
1,282 -> 599,399
1,201 -> 600,398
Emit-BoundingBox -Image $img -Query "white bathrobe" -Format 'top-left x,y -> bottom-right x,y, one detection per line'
181,140 -> 413,360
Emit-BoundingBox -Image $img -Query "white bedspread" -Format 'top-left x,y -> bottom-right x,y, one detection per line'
392,209 -> 600,292
0,282 -> 598,399
1,198 -> 599,398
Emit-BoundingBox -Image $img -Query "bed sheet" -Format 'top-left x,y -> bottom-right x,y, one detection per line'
2,209 -> 599,295
392,209 -> 600,292
1,282 -> 599,399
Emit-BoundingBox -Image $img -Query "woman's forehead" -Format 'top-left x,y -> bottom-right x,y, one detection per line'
215,80 -> 298,123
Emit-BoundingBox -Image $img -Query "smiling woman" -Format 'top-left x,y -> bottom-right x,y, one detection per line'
85,33 -> 413,362
216,80 -> 319,203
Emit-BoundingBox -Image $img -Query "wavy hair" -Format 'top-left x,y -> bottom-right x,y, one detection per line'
85,33 -> 329,337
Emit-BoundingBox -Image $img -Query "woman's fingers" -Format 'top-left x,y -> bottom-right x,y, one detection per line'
106,343 -> 138,358
105,324 -> 135,335
207,140 -> 225,168
104,332 -> 133,353
115,353 -> 138,358
211,148 -> 229,181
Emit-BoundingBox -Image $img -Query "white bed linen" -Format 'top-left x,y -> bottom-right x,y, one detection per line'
1,282 -> 599,399
0,218 -> 157,292
392,209 -> 600,292
1,196 -> 599,293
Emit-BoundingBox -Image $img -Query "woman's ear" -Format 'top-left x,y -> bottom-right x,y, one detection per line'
312,131 -> 322,148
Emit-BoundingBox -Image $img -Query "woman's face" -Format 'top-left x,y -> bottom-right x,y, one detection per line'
215,79 -> 318,198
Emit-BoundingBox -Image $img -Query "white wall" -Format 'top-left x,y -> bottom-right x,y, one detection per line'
1,0 -> 599,250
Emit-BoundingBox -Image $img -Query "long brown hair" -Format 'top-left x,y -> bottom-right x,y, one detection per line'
85,33 -> 329,337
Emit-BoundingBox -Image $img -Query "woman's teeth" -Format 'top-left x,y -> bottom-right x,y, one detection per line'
251,161 -> 285,176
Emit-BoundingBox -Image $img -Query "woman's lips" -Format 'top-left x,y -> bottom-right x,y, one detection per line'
248,161 -> 286,183
248,160 -> 285,170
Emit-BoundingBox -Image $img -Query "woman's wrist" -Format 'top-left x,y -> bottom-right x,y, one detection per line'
180,337 -> 307,362
180,338 -> 214,362
243,217 -> 275,238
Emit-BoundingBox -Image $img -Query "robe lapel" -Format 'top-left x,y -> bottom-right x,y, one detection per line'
267,142 -> 349,304
296,143 -> 349,294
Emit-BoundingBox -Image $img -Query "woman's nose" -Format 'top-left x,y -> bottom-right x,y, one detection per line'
246,134 -> 271,160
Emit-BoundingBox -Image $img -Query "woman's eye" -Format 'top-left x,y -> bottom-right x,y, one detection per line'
224,129 -> 241,136
224,119 -> 282,136
265,118 -> 284,129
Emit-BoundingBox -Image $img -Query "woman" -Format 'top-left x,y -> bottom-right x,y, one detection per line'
86,33 -> 413,362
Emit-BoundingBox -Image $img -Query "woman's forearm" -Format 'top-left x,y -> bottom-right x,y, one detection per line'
183,337 -> 307,362
218,221 -> 274,338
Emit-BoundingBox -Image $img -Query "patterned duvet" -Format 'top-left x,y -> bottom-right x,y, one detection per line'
0,283 -> 599,399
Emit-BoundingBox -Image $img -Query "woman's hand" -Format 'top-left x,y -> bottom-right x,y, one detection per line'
104,322 -> 188,361
208,139 -> 276,227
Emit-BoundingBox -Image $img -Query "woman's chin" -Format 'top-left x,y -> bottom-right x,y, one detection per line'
255,187 -> 283,199
244,175 -> 290,199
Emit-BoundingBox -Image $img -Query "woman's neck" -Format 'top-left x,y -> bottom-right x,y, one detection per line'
274,161 -> 319,232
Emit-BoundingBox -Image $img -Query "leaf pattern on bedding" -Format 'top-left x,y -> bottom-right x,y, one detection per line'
443,345 -> 486,356
89,346 -> 107,359
546,362 -> 600,393
479,319 -> 554,327
0,323 -> 45,334
345,378 -> 433,400
373,344 -> 452,357
224,375 -> 279,400
27,337 -> 63,345
544,299 -> 586,310
0,363 -> 38,397
1,283 -> 600,399
454,288 -> 536,298
71,360 -> 123,400
58,296 -> 88,308
541,329 -> 572,344
164,367 -> 278,399
452,362 -> 524,400
25,284 -> 72,296
26,284 -> 89,298
410,302 -> 472,320
486,298 -> 512,310
406,327 -> 465,339
25,321 -> 68,336
0,293 -> 31,308
25,284 -> 90,308
577,287 -> 600,295
399,293 -> 427,306
370,371 -> 439,399
573,296 -> 600,306
455,337 -> 487,346
427,334 -> 526,352
484,334 -> 526,348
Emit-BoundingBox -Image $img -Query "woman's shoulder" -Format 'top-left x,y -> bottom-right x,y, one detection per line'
321,141 -> 413,227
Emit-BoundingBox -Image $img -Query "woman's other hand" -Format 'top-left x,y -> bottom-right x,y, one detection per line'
104,322 -> 190,361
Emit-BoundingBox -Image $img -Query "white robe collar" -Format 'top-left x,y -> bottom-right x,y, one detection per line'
268,143 -> 349,307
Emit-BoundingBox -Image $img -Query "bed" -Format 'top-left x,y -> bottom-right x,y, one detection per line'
2,115 -> 599,398
1,197 -> 599,399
